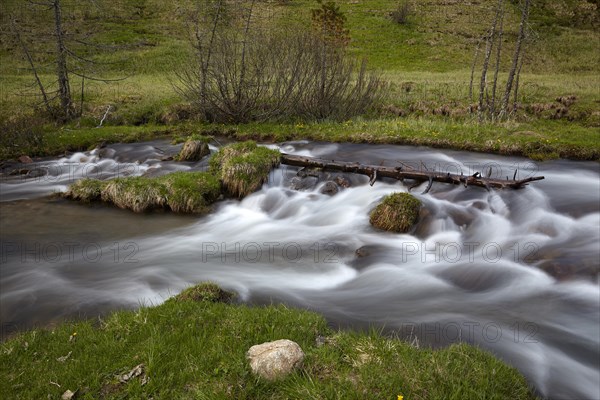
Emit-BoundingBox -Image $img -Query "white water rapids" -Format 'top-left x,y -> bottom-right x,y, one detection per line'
1,140 -> 598,399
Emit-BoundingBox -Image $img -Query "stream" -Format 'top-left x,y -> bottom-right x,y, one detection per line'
1,140 -> 598,399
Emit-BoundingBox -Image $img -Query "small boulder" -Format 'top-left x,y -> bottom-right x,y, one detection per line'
334,175 -> 351,188
177,140 -> 210,161
319,181 -> 339,196
290,176 -> 318,191
18,155 -> 33,164
247,339 -> 304,380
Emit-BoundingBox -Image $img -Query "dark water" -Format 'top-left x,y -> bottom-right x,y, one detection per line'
1,140 -> 598,399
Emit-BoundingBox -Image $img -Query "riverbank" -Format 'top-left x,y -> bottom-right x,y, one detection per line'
1,115 -> 598,164
0,283 -> 537,399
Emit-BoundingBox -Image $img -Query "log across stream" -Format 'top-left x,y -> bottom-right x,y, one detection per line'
280,153 -> 545,192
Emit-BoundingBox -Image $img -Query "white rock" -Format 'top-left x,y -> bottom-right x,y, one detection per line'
246,339 -> 304,380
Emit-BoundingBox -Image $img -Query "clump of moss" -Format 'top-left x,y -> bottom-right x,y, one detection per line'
210,141 -> 280,198
160,171 -> 221,213
370,192 -> 421,233
101,176 -> 169,213
171,282 -> 236,303
64,179 -> 107,202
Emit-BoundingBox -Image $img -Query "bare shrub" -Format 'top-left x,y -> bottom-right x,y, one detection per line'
175,1 -> 383,123
294,36 -> 383,120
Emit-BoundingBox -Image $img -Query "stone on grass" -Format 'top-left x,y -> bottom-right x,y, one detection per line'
247,339 -> 304,380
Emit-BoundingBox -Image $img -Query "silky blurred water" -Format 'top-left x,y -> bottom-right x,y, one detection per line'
1,140 -> 598,399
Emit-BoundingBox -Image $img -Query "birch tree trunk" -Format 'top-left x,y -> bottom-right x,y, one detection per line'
499,0 -> 530,119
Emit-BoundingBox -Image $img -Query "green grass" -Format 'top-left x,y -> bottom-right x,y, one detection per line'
222,116 -> 599,160
66,171 -> 221,214
3,111 -> 596,162
210,141 -> 282,198
160,171 -> 221,213
64,178 -> 107,202
0,283 -> 538,400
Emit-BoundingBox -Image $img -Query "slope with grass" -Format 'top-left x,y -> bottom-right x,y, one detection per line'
0,283 -> 538,399
0,0 -> 597,160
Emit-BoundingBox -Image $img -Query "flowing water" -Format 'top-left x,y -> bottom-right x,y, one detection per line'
1,140 -> 598,399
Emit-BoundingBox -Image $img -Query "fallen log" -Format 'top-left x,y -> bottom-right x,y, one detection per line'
279,154 -> 544,192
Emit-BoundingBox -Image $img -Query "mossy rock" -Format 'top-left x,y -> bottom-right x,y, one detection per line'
64,178 -> 107,202
370,192 -> 421,233
172,282 -> 236,303
210,141 -> 280,198
160,171 -> 221,213
176,139 -> 210,161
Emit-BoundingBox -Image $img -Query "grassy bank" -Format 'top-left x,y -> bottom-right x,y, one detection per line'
0,283 -> 537,399
0,124 -> 172,161
0,1 -> 598,162
1,114 -> 598,162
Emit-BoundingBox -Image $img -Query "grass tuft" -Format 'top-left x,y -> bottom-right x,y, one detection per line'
170,282 -> 236,304
65,172 -> 221,214
370,192 -> 421,233
101,176 -> 169,213
160,171 -> 221,213
64,179 -> 107,202
210,141 -> 281,198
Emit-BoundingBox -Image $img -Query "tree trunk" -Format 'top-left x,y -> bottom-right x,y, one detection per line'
53,0 -> 72,121
478,2 -> 502,119
490,0 -> 505,118
280,154 -> 544,190
512,49 -> 525,113
500,0 -> 530,119
469,38 -> 482,103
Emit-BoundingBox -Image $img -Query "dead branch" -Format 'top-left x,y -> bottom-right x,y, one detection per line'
10,17 -> 54,118
280,154 -> 544,190
96,105 -> 111,127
